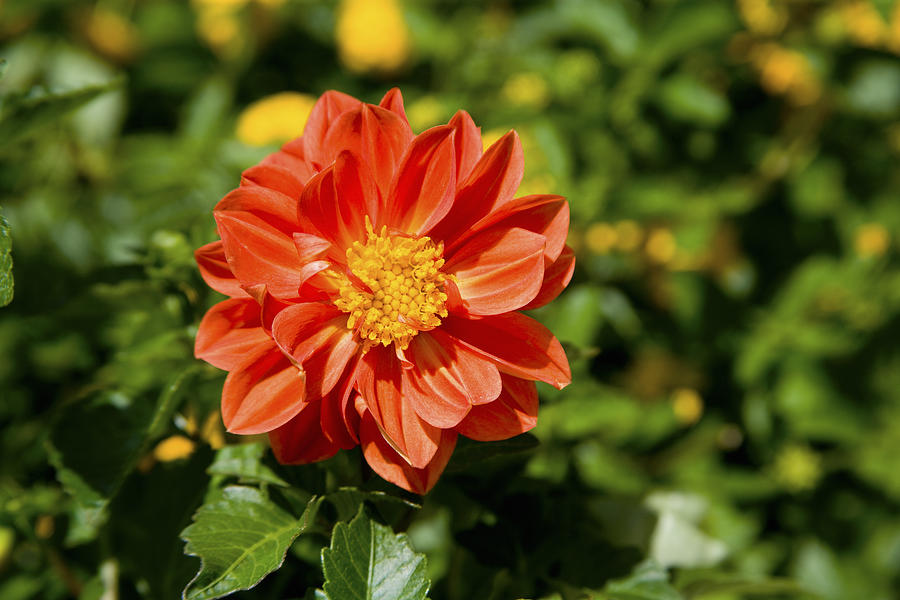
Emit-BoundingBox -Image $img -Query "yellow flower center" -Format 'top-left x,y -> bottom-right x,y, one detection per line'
335,218 -> 448,350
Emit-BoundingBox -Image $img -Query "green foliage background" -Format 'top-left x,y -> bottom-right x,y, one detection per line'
1,0 -> 900,598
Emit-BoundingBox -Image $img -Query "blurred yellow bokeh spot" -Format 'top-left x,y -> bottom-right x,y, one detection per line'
774,444 -> 823,493
153,435 -> 197,462
336,0 -> 411,73
855,223 -> 890,258
84,9 -> 140,63
236,92 -> 317,146
671,388 -> 704,425
502,72 -> 550,109
584,222 -> 617,254
645,228 -> 677,264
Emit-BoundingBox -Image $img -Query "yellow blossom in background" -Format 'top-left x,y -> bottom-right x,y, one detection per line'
407,95 -> 447,132
854,223 -> 891,257
236,92 -> 317,146
840,0 -> 887,48
774,444 -> 823,492
192,0 -> 244,58
750,42 -> 822,105
502,72 -> 551,110
517,172 -> 558,196
336,0 -> 411,74
0,527 -> 13,566
645,228 -> 677,264
737,0 -> 787,35
153,435 -> 197,462
584,222 -> 618,254
615,220 -> 644,252
200,410 -> 226,450
671,388 -> 704,425
890,1 -> 900,53
84,9 -> 140,63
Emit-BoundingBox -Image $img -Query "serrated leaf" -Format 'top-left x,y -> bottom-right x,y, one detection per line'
182,487 -> 322,600
207,443 -> 289,487
0,78 -> 123,145
321,506 -> 429,600
604,561 -> 683,600
0,208 -> 11,307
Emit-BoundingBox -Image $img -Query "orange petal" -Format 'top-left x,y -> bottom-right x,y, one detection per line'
321,104 -> 412,197
320,364 -> 362,449
333,151 -> 380,238
241,162 -> 307,201
402,330 -> 501,428
195,240 -> 247,298
455,375 -> 538,441
386,125 -> 456,234
451,194 -> 569,263
522,245 -> 575,310
299,156 -> 370,256
429,130 -> 523,242
195,298 -> 270,371
444,226 -> 545,315
360,408 -> 456,495
379,87 -> 408,122
358,347 -> 440,468
215,186 -> 301,234
269,398 -> 341,464
271,302 -> 359,400
222,342 -> 307,434
215,213 -> 304,300
442,312 -> 571,390
302,90 -> 362,168
448,110 -> 482,185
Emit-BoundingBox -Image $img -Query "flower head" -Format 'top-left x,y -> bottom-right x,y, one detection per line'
195,89 -> 574,493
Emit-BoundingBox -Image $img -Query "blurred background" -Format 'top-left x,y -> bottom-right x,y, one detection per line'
1,0 -> 900,598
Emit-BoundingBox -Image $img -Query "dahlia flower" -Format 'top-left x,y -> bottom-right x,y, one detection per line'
194,89 -> 573,494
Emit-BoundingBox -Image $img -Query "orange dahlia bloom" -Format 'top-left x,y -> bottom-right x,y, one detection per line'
194,89 -> 573,494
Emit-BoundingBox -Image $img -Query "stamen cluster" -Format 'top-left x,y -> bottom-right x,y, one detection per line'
335,218 -> 449,350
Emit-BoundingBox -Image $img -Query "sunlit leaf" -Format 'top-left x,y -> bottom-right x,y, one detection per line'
182,486 -> 322,600
207,443 -> 289,488
321,506 -> 430,600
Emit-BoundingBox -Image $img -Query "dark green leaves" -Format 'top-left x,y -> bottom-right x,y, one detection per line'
47,367 -> 198,541
0,78 -> 122,145
182,486 -> 322,600
207,442 -> 289,487
321,507 -> 430,600
0,208 -> 11,307
604,562 -> 682,600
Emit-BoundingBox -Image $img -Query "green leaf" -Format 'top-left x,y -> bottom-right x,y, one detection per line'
604,561 -> 683,600
182,487 -> 322,600
656,74 -> 730,127
321,506 -> 430,600
445,433 -> 539,474
325,487 -> 420,523
207,443 -> 289,487
680,575 -> 810,599
47,367 -> 198,540
0,208 -> 11,307
0,78 -> 123,145
110,448 -> 213,600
